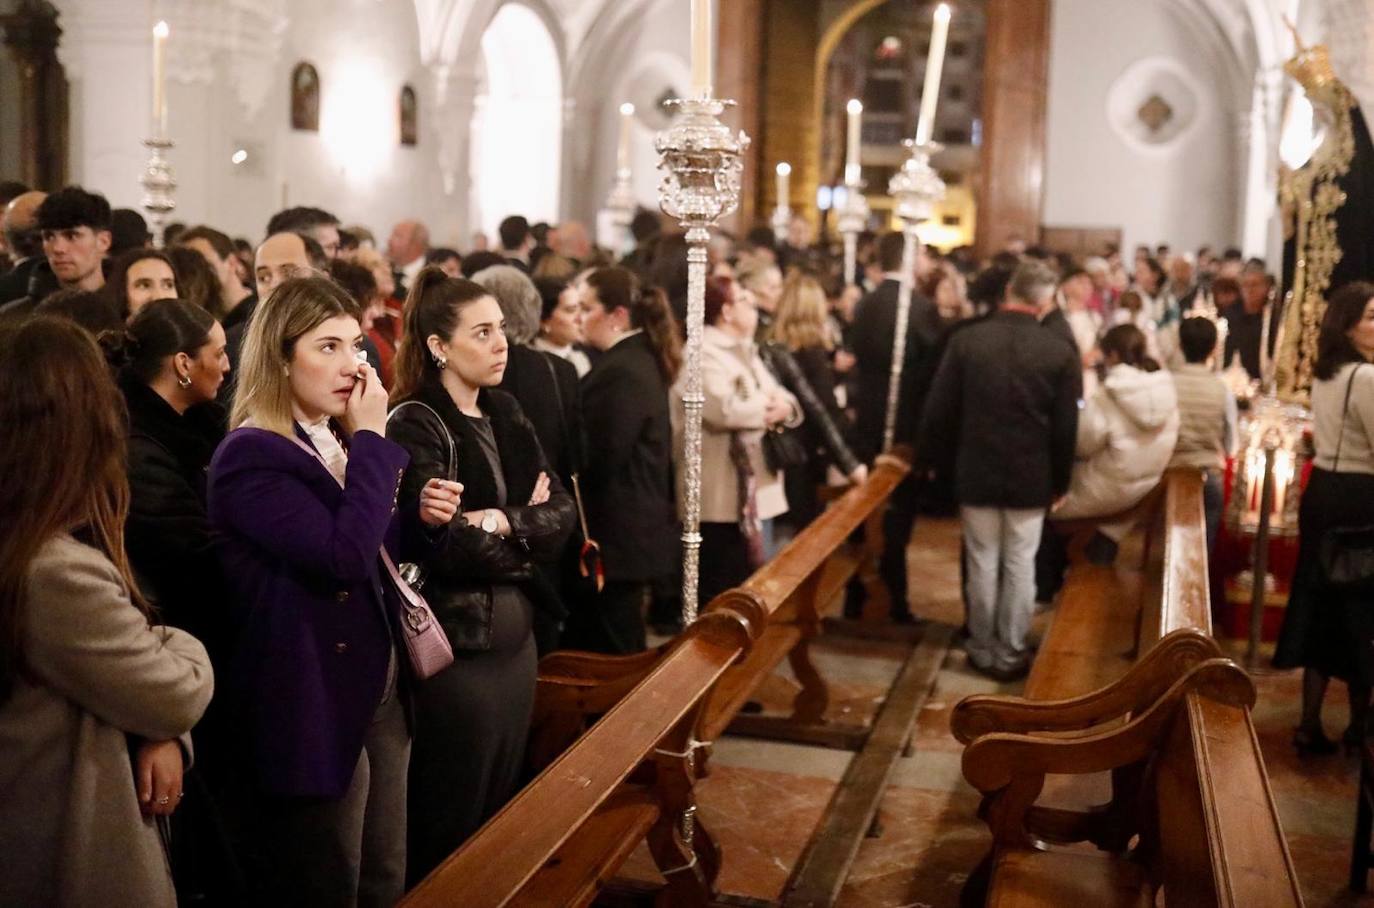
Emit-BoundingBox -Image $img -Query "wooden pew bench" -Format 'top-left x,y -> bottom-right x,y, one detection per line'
952,470 -> 1304,907
401,456 -> 911,907
530,453 -> 912,770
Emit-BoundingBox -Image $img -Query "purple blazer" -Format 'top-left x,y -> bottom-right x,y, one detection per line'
207,425 -> 409,798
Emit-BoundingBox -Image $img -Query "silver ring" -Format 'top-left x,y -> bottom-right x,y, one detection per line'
156,796 -> 170,806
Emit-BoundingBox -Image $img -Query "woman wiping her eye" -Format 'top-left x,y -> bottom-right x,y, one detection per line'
207,276 -> 413,907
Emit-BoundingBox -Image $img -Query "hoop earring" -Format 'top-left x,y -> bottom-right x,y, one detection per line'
177,373 -> 192,389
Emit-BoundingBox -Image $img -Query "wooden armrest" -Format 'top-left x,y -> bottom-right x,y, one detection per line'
538,646 -> 668,684
960,658 -> 1254,850
951,628 -> 1221,743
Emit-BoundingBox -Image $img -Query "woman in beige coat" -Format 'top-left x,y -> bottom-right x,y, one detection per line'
0,318 -> 214,908
672,277 -> 801,606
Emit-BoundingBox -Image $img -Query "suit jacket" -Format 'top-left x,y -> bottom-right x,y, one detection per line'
580,332 -> 678,581
0,255 -> 40,305
498,344 -> 583,486
0,534 -> 212,908
918,310 -> 1081,509
207,425 -> 408,798
849,278 -> 939,462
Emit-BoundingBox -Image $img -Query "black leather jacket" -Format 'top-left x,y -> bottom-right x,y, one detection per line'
387,379 -> 575,650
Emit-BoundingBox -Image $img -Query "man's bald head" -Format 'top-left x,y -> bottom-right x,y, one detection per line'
387,219 -> 429,266
3,191 -> 46,259
255,231 -> 316,300
553,221 -> 591,261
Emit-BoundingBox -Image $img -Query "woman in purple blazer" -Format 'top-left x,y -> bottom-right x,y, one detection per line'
208,276 -> 412,908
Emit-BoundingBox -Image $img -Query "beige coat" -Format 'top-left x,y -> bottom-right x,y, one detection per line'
0,534 -> 214,908
672,325 -> 802,524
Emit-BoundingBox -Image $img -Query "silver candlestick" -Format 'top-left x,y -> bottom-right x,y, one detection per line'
140,137 -> 178,248
835,182 -> 871,287
604,166 -> 637,255
882,140 -> 945,451
771,201 -> 791,245
655,95 -> 749,624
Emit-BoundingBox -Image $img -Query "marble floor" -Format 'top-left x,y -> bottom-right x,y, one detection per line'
619,518 -> 1372,906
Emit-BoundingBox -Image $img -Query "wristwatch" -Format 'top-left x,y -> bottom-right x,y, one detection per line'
481,509 -> 500,534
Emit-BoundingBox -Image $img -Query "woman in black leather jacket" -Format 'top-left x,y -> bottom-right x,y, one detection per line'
763,273 -> 866,530
386,268 -> 575,883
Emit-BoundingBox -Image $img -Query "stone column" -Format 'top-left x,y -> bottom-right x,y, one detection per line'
1,0 -> 66,188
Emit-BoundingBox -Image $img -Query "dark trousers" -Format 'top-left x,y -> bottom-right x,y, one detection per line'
878,475 -> 918,618
252,681 -> 410,907
700,522 -> 754,609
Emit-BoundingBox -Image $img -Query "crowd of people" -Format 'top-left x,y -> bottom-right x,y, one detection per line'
1,171 -> 1372,907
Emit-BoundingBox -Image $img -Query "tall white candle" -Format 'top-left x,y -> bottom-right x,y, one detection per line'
617,102 -> 635,173
152,21 -> 169,137
845,99 -> 863,186
776,162 -> 791,208
915,3 -> 951,147
690,0 -> 712,98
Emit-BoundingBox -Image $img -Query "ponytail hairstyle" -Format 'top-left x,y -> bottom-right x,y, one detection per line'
391,266 -> 494,401
0,318 -> 149,703
1100,323 -> 1159,373
101,298 -> 216,386
586,266 -> 682,383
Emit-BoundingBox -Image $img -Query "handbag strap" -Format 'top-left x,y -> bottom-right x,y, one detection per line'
1334,363 -> 1366,472
388,400 -> 456,483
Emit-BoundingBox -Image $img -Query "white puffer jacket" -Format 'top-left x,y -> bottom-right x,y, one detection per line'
1055,363 -> 1180,521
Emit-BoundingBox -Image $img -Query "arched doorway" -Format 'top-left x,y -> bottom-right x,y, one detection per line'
471,3 -> 563,239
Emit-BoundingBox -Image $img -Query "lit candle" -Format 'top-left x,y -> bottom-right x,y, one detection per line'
152,21 -> 169,137
690,0 -> 712,98
915,3 -> 952,147
845,99 -> 863,186
617,102 -> 635,173
776,162 -> 791,209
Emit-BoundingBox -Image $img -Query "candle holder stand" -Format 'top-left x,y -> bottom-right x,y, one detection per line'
882,140 -> 945,450
836,183 -> 870,287
655,95 -> 749,626
603,166 -> 637,255
140,137 -> 178,248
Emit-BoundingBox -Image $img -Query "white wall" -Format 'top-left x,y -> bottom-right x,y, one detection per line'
1042,0 -> 1242,254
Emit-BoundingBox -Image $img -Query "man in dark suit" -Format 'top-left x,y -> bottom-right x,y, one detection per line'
0,191 -> 46,306
847,231 -> 940,623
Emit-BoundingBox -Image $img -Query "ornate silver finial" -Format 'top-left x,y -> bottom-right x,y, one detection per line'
140,137 -> 178,248
656,96 -> 750,624
882,140 -> 946,451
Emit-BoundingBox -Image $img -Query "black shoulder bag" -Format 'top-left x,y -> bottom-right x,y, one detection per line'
1318,364 -> 1374,594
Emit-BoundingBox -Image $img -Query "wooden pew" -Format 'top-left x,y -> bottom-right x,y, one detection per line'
401,455 -> 911,907
953,469 -> 1304,906
400,607 -> 754,908
531,452 -> 912,768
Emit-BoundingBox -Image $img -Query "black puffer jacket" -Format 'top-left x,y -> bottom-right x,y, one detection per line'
387,376 -> 576,650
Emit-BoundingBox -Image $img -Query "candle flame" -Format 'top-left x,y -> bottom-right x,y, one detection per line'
619,102 -> 635,117
776,162 -> 791,176
847,98 -> 863,115
935,3 -> 952,21
153,20 -> 169,38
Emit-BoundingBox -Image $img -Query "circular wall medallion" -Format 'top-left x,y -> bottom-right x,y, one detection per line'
1105,56 -> 1205,153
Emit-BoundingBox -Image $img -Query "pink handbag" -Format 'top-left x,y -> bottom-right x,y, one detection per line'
282,430 -> 454,681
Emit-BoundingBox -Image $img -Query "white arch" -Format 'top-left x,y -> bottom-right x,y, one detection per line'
470,3 -> 564,236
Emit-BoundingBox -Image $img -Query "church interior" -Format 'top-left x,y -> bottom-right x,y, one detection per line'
3,0 -> 1374,906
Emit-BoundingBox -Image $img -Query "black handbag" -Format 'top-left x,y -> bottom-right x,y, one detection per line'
1318,364 -> 1374,594
762,425 -> 809,473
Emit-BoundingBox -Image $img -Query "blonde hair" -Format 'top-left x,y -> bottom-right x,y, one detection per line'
230,276 -> 360,437
769,272 -> 832,351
